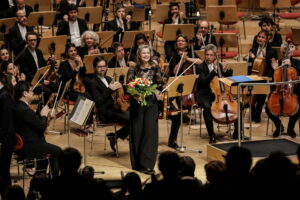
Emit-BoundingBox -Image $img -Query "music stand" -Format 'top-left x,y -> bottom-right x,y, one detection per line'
31,65 -> 50,86
260,0 -> 291,23
194,50 -> 205,60
106,67 -> 129,84
83,53 -> 114,74
214,33 -> 240,61
122,30 -> 155,49
27,0 -> 52,11
97,31 -> 114,50
125,6 -> 146,22
291,27 -> 300,45
227,61 -> 248,76
205,0 -> 236,7
162,24 -> 194,41
39,35 -> 67,60
0,18 -> 16,35
78,6 -> 103,25
27,11 -> 56,36
163,74 -> 200,153
152,4 -> 186,22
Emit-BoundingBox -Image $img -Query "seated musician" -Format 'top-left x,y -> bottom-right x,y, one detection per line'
13,81 -> 62,178
58,43 -> 87,101
194,20 -> 217,50
248,30 -> 278,123
167,34 -> 202,148
164,2 -> 187,61
56,4 -> 88,47
196,44 -> 242,143
252,16 -> 282,49
105,4 -> 131,43
78,30 -> 104,59
0,46 -> 10,69
89,56 -> 129,152
266,43 -> 300,138
6,0 -> 33,18
108,42 -> 129,68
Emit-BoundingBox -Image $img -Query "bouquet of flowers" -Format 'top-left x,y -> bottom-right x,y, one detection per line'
127,77 -> 157,106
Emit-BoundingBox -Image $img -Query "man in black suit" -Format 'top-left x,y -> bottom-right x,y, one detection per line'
105,4 -> 130,43
6,0 -> 33,18
13,81 -> 61,178
19,32 -> 47,82
89,56 -> 129,152
8,9 -> 33,55
108,42 -> 129,68
0,0 -> 12,18
196,44 -> 235,143
0,72 -> 15,199
194,20 -> 217,50
56,4 -> 88,47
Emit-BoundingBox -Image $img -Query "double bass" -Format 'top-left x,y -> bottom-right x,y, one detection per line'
267,43 -> 299,116
210,58 -> 238,124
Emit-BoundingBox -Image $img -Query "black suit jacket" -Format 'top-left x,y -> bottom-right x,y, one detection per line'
0,88 -> 15,149
105,18 -> 130,43
108,56 -> 128,68
8,23 -> 33,55
7,5 -> 33,18
56,18 -> 88,38
194,34 -> 217,50
0,0 -> 10,18
249,45 -> 278,77
89,74 -> 114,122
196,62 -> 232,102
19,48 -> 47,82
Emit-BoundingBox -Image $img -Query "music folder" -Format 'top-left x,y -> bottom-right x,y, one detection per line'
227,75 -> 266,86
69,96 -> 94,126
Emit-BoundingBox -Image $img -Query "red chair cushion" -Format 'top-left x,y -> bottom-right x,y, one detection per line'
237,12 -> 244,18
156,31 -> 163,38
278,13 -> 300,19
63,99 -> 76,105
293,49 -> 300,57
215,30 -> 240,34
218,51 -> 238,58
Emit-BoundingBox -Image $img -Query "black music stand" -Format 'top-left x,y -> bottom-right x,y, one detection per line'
162,24 -> 195,42
27,11 -> 56,36
163,74 -> 201,153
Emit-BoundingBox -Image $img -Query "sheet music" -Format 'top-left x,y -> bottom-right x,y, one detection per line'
70,97 -> 94,126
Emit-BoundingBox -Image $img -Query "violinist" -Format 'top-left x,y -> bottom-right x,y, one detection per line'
164,2 -> 187,61
78,31 -> 104,59
0,46 -> 10,69
105,4 -> 131,43
13,81 -> 62,178
196,44 -> 241,143
252,17 -> 282,49
248,30 -> 278,123
108,42 -> 129,68
266,43 -> 300,138
194,20 -> 217,50
89,56 -> 129,152
58,43 -> 87,101
167,34 -> 202,148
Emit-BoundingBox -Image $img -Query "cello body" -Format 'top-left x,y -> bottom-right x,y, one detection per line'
251,57 -> 266,76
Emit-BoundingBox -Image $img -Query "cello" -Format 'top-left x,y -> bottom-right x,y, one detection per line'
210,57 -> 238,124
267,43 -> 299,116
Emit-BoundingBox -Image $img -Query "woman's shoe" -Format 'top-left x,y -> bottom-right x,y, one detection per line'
209,136 -> 216,144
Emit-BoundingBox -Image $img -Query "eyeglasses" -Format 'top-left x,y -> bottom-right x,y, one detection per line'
199,27 -> 208,29
97,65 -> 107,68
28,39 -> 37,42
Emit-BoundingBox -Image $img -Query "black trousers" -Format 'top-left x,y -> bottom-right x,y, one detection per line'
198,94 -> 215,137
129,103 -> 159,170
251,94 -> 267,120
169,114 -> 180,143
265,103 -> 300,133
0,146 -> 13,199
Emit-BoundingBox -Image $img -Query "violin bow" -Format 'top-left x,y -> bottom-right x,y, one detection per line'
51,81 -> 63,116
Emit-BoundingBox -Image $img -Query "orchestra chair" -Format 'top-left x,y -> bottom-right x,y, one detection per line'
285,28 -> 300,57
13,134 -> 51,188
214,32 -> 241,61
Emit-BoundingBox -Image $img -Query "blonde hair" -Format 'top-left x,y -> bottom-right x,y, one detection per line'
81,31 -> 99,47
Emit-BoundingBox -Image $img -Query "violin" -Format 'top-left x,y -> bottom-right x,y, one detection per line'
267,43 -> 299,116
112,73 -> 129,112
45,43 -> 59,83
71,56 -> 86,94
210,58 -> 238,124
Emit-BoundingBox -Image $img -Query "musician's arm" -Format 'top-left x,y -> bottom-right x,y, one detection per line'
90,79 -> 113,109
196,64 -> 217,85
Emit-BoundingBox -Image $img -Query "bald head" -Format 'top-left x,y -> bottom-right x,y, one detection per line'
16,10 -> 27,26
198,21 -> 209,36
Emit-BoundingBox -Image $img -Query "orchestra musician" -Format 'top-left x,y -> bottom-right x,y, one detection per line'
13,81 -> 61,178
166,34 -> 202,148
127,44 -> 164,174
196,44 -> 242,143
194,20 -> 217,50
78,30 -> 104,59
108,42 -> 129,68
0,46 -> 10,69
252,17 -> 282,49
56,4 -> 88,47
0,72 -> 15,199
6,0 -> 33,18
266,43 -> 300,138
248,30 -> 278,123
89,56 -> 129,152
105,4 -> 131,43
164,2 -> 187,61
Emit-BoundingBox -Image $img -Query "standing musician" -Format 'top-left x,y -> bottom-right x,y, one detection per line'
196,44 -> 242,143
248,30 -> 278,123
13,81 -> 61,178
58,43 -> 87,101
108,42 -> 129,68
194,20 -> 217,50
164,2 -> 187,61
266,43 -> 300,138
166,34 -> 202,148
89,56 -> 129,152
78,31 -> 104,59
252,16 -> 282,49
105,4 -> 131,43
127,44 -> 164,174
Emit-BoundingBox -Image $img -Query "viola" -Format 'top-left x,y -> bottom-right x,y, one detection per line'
73,73 -> 86,94
210,60 -> 238,124
112,74 -> 130,112
267,43 -> 299,116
